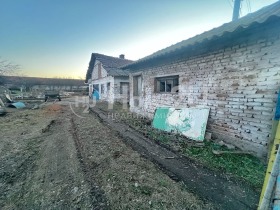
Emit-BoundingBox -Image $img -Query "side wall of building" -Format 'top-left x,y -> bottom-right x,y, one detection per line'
129,33 -> 280,157
91,76 -> 114,102
89,60 -> 129,103
90,60 -> 115,102
91,60 -> 108,80
114,76 -> 130,102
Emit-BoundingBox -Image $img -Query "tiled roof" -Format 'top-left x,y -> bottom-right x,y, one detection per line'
85,53 -> 133,80
123,1 -> 280,69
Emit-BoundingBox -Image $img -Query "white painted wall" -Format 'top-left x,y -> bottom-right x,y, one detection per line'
91,60 -> 108,80
89,60 -> 130,103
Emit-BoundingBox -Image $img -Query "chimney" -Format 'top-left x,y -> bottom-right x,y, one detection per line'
119,54 -> 125,59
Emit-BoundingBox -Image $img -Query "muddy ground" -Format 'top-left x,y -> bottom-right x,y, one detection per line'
0,98 -> 258,209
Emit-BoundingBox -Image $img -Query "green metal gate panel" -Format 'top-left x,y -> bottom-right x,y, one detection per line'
152,107 -> 210,141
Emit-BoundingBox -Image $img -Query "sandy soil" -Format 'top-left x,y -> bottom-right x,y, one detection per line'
0,98 -> 257,209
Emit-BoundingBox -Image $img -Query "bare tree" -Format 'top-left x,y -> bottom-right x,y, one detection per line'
0,58 -> 20,85
0,58 -> 19,76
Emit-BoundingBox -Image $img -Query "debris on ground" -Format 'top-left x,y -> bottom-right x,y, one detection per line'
217,140 -> 236,150
8,101 -> 26,109
5,93 -> 14,103
0,97 -> 6,116
31,104 -> 39,110
0,98 -> 4,107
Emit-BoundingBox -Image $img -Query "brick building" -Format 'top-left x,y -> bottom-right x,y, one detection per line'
123,2 -> 280,157
85,53 -> 133,103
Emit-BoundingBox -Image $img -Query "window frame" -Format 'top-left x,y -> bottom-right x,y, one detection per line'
120,82 -> 129,95
101,84 -> 105,94
107,82 -> 110,92
133,75 -> 142,96
154,75 -> 179,93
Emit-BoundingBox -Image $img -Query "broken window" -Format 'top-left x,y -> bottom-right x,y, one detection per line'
155,76 -> 179,93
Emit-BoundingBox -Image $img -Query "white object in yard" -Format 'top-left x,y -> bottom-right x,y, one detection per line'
152,107 -> 210,141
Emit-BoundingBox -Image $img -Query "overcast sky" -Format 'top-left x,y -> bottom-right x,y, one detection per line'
0,0 -> 278,79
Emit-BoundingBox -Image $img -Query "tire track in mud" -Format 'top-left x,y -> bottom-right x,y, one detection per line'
90,107 -> 258,210
70,116 -> 110,210
1,104 -> 108,209
0,117 -> 56,209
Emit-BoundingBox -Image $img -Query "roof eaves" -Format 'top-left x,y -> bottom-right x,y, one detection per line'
122,1 -> 280,69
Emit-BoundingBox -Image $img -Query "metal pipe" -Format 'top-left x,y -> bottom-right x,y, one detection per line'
232,0 -> 241,21
273,168 -> 280,210
259,147 -> 280,210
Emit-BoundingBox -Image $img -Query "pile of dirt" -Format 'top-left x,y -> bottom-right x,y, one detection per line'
43,104 -> 62,112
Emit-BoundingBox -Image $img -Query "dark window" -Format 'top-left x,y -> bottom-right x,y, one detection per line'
93,84 -> 99,92
107,82 -> 110,91
133,75 -> 142,96
101,84 -> 104,94
155,76 -> 179,93
120,82 -> 129,95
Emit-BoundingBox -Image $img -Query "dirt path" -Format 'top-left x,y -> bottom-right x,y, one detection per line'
70,103 -> 216,209
0,104 -> 107,209
25,110 -> 108,209
90,106 -> 259,210
0,99 -> 260,209
1,101 -> 218,209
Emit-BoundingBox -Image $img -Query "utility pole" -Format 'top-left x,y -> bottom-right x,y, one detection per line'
232,0 -> 241,21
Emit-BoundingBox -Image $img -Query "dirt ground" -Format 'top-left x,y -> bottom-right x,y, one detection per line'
0,103 -> 95,209
90,106 -> 258,210
0,98 -> 258,209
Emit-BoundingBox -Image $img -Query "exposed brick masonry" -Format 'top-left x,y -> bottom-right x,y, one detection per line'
130,34 -> 280,157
